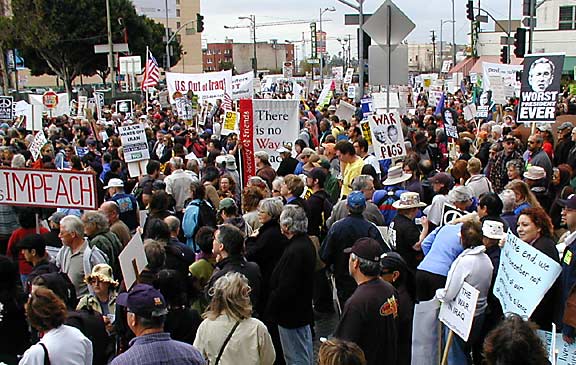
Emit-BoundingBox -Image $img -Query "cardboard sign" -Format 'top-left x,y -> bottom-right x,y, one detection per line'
115,99 -> 133,117
174,97 -> 194,120
493,231 -> 562,318
0,96 -> 14,120
537,330 -> 576,365
119,233 -> 148,290
441,203 -> 465,226
93,92 -> 105,121
118,124 -> 150,163
222,110 -> 239,135
29,131 -> 48,161
231,71 -> 254,100
517,53 -> 565,123
439,282 -> 479,342
166,70 -> 233,104
372,92 -> 399,110
0,168 -> 97,209
343,67 -> 354,84
335,101 -> 355,122
368,111 -> 406,160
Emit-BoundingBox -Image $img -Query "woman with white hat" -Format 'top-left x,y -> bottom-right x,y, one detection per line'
76,264 -> 118,331
389,192 -> 429,271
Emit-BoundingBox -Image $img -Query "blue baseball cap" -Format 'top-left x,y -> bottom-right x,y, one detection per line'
347,191 -> 366,210
117,284 -> 168,318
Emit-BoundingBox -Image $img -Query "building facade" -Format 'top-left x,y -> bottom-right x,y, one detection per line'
203,40 -> 294,74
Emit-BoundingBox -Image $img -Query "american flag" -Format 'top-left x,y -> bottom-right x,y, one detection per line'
142,49 -> 159,89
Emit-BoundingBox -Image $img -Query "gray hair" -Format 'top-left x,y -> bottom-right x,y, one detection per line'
352,253 -> 382,277
279,205 -> 308,235
11,154 -> 25,168
258,197 -> 284,221
170,156 -> 184,170
60,215 -> 84,237
186,159 -> 199,173
351,174 -> 374,191
164,215 -> 180,233
500,189 -> 516,214
272,177 -> 284,193
82,211 -> 109,233
506,159 -> 524,172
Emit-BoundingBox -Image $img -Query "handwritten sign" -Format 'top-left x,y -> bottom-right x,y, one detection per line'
439,282 -> 479,341
222,110 -> 239,136
368,111 -> 406,160
0,168 -> 97,209
493,231 -> 562,318
29,131 -> 48,161
118,124 -> 150,163
118,233 -> 148,290
537,329 -> 576,365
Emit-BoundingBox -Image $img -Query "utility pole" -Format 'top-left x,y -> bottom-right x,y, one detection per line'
529,0 -> 534,53
430,30 -> 436,72
165,0 -> 171,71
337,0 -> 364,101
451,0 -> 456,66
105,0 -> 116,97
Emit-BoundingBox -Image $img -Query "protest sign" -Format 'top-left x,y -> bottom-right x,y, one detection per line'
174,97 -> 194,120
347,85 -> 356,99
368,112 -> 406,160
537,329 -> 576,365
74,146 -> 88,158
428,89 -> 443,107
482,62 -> 522,92
317,81 -> 334,109
412,298 -> 442,365
119,233 -> 148,290
439,282 -> 479,342
292,81 -> 304,100
115,99 -> 133,117
29,131 -> 48,161
476,106 -> 489,119
166,70 -> 233,104
360,121 -> 373,146
361,97 -> 373,120
77,95 -> 88,118
239,99 -> 300,183
222,110 -> 239,135
335,101 -> 355,122
231,71 -> 254,100
93,92 -> 105,121
445,124 -> 459,140
0,168 -> 97,209
372,92 -> 399,110
0,96 -> 14,120
343,67 -> 354,84
441,60 -> 453,73
29,93 -> 69,117
118,124 -> 150,163
463,104 -> 476,122
489,76 -> 515,105
517,54 -> 565,123
494,231 -> 562,318
441,203 -> 465,226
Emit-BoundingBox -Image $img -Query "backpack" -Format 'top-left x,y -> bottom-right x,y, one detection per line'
182,199 -> 217,252
374,187 -> 404,226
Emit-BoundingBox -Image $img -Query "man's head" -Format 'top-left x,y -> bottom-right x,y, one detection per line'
347,191 -> 367,214
169,156 -> 184,170
527,134 -> 543,153
58,215 -> 85,247
99,201 -> 120,225
213,224 -> 244,258
503,135 -> 516,154
117,283 -> 168,336
559,194 -> 576,232
305,167 -> 327,190
528,58 -> 555,92
558,122 -> 574,139
334,141 -> 356,164
353,138 -> 369,157
18,234 -> 46,265
164,215 -> 181,237
104,178 -> 124,196
345,238 -> 384,281
478,192 -> 504,219
351,175 -> 375,201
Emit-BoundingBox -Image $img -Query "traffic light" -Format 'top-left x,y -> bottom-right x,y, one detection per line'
196,13 -> 204,33
513,27 -> 527,58
500,46 -> 509,64
466,0 -> 474,21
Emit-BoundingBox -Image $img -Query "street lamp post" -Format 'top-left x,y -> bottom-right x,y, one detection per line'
105,0 -> 116,97
165,0 -> 171,71
336,0 -> 364,101
450,0 -> 456,67
440,19 -> 454,73
238,16 -> 257,77
319,7 -> 336,85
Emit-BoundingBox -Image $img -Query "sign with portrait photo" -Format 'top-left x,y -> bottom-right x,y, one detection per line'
367,111 -> 406,160
517,53 -> 565,123
115,99 -> 133,117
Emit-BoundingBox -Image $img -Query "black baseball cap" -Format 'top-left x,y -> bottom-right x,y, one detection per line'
304,167 -> 327,185
344,237 -> 384,262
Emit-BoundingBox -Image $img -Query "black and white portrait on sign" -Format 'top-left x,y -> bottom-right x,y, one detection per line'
528,58 -> 555,92
372,123 -> 387,144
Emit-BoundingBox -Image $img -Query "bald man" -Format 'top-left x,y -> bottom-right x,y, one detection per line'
99,201 -> 131,246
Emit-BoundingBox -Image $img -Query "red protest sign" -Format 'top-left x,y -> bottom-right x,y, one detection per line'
239,99 -> 255,186
0,168 -> 97,210
42,90 -> 58,109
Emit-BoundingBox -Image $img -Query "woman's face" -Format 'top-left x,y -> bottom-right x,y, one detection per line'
432,182 -> 443,193
258,208 -> 271,224
552,169 -> 561,185
220,178 -> 230,192
280,182 -> 289,197
517,214 -> 541,243
507,165 -> 520,180
89,278 -> 111,298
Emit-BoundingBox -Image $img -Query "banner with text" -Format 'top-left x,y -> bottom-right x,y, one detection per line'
493,231 -> 562,318
481,62 -> 522,94
0,168 -> 97,210
231,71 -> 254,100
239,99 -> 299,184
166,70 -> 233,105
367,111 -> 406,160
517,53 -> 565,123
118,124 -> 150,163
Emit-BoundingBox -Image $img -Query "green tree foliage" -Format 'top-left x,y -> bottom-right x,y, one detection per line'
11,0 -> 180,97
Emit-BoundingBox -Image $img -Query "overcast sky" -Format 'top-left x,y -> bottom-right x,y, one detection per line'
200,0 -> 523,60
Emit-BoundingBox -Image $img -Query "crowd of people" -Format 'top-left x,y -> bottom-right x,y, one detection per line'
1,78 -> 576,365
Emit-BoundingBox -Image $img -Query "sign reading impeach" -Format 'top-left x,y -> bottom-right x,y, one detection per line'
0,168 -> 97,210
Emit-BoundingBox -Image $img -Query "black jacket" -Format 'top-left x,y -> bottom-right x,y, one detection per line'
276,156 -> 299,177
266,233 -> 316,328
307,190 -> 332,238
530,235 -> 561,331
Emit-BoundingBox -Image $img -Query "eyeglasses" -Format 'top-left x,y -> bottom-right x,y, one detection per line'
527,141 -> 536,145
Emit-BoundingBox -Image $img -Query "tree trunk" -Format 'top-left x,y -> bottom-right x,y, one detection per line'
0,45 -> 9,96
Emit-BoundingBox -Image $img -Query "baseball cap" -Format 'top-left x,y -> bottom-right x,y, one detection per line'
304,167 -> 327,185
48,211 -> 67,225
103,178 -> 124,189
428,172 -> 454,188
343,238 -> 384,262
152,180 -> 166,191
448,186 -> 473,203
380,252 -> 409,272
116,284 -> 168,319
559,122 -> 574,131
218,197 -> 237,211
17,234 -> 46,252
347,191 -> 366,210
559,194 -> 576,210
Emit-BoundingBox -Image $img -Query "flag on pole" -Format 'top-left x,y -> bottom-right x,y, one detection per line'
142,50 -> 159,90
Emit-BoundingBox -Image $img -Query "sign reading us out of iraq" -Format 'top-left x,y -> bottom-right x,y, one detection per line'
517,53 -> 565,123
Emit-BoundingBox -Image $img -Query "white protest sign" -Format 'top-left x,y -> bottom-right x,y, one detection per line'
166,70 -> 233,104
441,60 -> 453,73
335,101 -> 355,122
231,71 -> 254,100
118,124 -> 150,163
29,131 -> 48,161
372,92 -> 399,110
174,97 -> 194,120
15,100 -> 42,132
489,76 -> 515,105
494,231 -> 562,318
463,104 -> 476,121
221,110 -> 239,136
119,233 -> 148,290
77,95 -> 88,118
29,93 -> 70,117
0,168 -> 97,209
367,111 -> 406,160
476,106 -> 489,119
347,85 -> 356,99
343,67 -> 354,84
428,89 -> 443,107
439,282 -> 479,342
441,203 -> 465,226
482,62 -> 522,92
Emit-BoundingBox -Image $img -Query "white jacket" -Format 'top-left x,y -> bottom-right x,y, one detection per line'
19,325 -> 93,365
436,245 -> 493,315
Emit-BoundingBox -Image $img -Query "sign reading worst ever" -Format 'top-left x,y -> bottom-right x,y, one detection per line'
0,168 -> 97,210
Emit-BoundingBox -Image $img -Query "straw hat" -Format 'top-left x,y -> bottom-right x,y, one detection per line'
392,192 -> 427,209
84,263 -> 118,287
383,166 -> 412,186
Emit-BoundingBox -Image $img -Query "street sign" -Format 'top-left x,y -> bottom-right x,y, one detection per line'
476,15 -> 489,23
119,56 -> 142,75
344,14 -> 372,25
368,44 -> 409,85
42,90 -> 58,109
362,0 -> 415,46
94,43 -> 130,54
310,23 -> 317,59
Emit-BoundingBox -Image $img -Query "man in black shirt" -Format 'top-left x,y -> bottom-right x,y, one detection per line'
334,238 -> 398,365
276,145 -> 298,177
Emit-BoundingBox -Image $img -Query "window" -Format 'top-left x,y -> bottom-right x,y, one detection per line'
559,6 -> 576,30
176,9 -> 181,17
176,22 -> 181,29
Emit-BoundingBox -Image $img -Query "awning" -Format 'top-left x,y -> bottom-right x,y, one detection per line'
449,55 -> 524,76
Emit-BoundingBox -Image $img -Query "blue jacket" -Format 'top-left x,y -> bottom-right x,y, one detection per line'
418,223 -> 463,277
